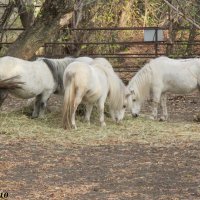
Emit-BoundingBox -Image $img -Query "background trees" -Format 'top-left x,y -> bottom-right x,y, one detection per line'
0,0 -> 199,59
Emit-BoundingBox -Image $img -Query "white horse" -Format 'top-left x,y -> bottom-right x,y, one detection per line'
128,56 -> 200,120
62,58 -> 131,129
0,56 -> 93,118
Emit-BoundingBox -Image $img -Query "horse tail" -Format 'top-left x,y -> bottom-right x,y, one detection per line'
63,72 -> 76,130
0,76 -> 24,90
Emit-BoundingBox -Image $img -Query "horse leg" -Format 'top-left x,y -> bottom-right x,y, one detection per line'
98,97 -> 106,127
32,94 -> 42,118
160,93 -> 168,121
85,103 -> 93,125
150,102 -> 159,120
38,101 -> 47,118
38,91 -> 52,118
150,89 -> 162,120
0,90 -> 8,107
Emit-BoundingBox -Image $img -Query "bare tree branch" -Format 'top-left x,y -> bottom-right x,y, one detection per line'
0,1 -> 15,47
163,0 -> 200,29
0,1 -> 15,32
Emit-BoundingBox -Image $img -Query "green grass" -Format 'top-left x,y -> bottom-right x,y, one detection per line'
1,108 -> 200,146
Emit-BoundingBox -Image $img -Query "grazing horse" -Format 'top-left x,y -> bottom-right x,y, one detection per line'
63,58 -> 131,129
128,56 -> 200,120
0,56 -> 93,118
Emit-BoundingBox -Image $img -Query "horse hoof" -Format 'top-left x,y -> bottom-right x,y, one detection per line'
31,115 -> 38,119
84,119 -> 91,125
38,115 -> 45,119
72,125 -> 77,130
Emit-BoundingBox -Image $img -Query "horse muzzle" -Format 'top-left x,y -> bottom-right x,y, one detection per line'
132,113 -> 139,118
115,117 -> 121,124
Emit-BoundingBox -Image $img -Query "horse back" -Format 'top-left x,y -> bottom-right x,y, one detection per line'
150,57 -> 200,93
64,62 -> 108,101
0,56 -> 55,98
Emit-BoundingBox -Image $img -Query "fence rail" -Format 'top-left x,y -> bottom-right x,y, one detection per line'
1,26 -> 200,73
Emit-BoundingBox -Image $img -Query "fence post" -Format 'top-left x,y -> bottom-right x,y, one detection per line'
155,27 -> 158,57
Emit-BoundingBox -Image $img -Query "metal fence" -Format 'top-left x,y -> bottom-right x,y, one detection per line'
44,26 -> 200,73
1,26 -> 200,74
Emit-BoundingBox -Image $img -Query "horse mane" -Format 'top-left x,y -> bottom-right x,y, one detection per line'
128,62 -> 152,102
41,57 -> 74,93
0,76 -> 24,90
92,58 -> 126,111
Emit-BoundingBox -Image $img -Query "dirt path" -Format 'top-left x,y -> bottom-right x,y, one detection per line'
1,139 -> 200,200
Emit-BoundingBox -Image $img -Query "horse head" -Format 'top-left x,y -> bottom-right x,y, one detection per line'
129,87 -> 142,118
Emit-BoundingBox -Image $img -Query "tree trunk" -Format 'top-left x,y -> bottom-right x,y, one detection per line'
6,0 -> 76,59
118,0 -> 133,27
15,0 -> 35,29
166,0 -> 178,56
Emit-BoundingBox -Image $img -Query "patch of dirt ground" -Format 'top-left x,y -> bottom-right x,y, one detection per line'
0,139 -> 200,200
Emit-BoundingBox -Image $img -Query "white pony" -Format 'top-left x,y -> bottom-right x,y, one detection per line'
0,56 -> 93,118
128,56 -> 200,120
62,58 -> 131,129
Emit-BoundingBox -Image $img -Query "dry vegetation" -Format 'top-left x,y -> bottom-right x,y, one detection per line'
1,108 -> 200,146
1,94 -> 200,146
